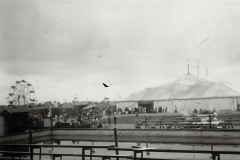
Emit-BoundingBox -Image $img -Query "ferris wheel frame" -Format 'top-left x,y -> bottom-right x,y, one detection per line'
8,80 -> 36,106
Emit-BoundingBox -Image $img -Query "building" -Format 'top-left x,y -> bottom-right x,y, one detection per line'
117,74 -> 240,113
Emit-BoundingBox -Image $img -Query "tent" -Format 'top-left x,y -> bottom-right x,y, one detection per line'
117,74 -> 240,113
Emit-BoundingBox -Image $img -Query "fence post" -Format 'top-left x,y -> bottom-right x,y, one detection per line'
209,115 -> 211,129
145,116 -> 147,129
29,128 -> 33,160
114,128 -> 119,160
159,119 -> 161,129
51,117 -> 53,128
228,117 -> 233,129
29,128 -> 32,144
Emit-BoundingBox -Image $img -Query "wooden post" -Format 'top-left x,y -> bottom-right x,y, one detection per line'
209,115 -> 211,129
29,128 -> 33,160
114,128 -> 119,160
29,128 -> 32,144
146,143 -> 150,155
145,116 -> 147,129
159,119 -> 161,129
51,117 -> 53,128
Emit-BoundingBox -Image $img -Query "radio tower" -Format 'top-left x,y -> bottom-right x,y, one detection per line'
73,93 -> 78,102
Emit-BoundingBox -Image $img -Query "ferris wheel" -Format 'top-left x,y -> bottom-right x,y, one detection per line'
8,80 -> 36,106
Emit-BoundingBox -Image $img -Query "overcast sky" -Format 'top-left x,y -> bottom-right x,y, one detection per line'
1,0 -> 240,105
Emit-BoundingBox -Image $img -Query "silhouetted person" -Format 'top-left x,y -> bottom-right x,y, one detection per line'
114,116 -> 117,125
193,108 -> 198,115
108,116 -> 111,126
71,120 -> 77,128
159,106 -> 162,113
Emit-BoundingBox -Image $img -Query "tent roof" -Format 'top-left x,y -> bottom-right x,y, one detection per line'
31,105 -> 50,110
73,101 -> 91,106
60,102 -> 74,109
82,101 -> 116,110
82,103 -> 96,110
122,74 -> 240,101
4,105 -> 32,113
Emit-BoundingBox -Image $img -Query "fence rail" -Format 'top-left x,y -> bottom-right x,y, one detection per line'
139,115 -> 240,129
1,128 -> 240,160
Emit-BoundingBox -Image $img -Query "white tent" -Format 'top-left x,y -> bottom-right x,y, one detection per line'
117,74 -> 240,112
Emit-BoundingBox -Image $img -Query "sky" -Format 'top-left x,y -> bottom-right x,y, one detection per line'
1,0 -> 240,105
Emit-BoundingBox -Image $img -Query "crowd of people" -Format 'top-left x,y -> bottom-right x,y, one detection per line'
68,109 -> 118,129
29,115 -> 43,126
118,106 -> 169,115
81,109 -> 100,121
53,113 -> 69,123
155,106 -> 168,113
47,106 -> 222,130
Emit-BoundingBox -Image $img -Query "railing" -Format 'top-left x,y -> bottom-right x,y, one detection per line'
108,146 -> 240,160
1,143 -> 240,160
0,144 -> 119,160
1,128 -> 240,160
0,128 -> 123,160
140,115 -> 240,129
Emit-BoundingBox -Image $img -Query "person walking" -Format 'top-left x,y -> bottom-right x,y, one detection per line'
113,116 -> 117,126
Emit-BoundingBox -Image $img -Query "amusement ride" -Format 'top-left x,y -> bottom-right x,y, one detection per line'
8,80 -> 36,106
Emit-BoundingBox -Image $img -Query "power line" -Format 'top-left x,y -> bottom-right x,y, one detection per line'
195,37 -> 209,49
1,47 -> 187,61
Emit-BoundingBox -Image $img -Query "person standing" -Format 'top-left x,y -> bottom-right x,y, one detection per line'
76,119 -> 81,128
175,106 -> 177,113
199,108 -> 203,114
66,113 -> 68,119
108,116 -> 111,126
78,114 -> 82,124
95,117 -> 99,123
103,121 -> 108,128
113,116 -> 117,126
193,108 -> 198,115
55,115 -> 58,122
71,120 -> 77,128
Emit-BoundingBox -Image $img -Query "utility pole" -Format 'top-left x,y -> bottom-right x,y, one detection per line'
187,58 -> 190,74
